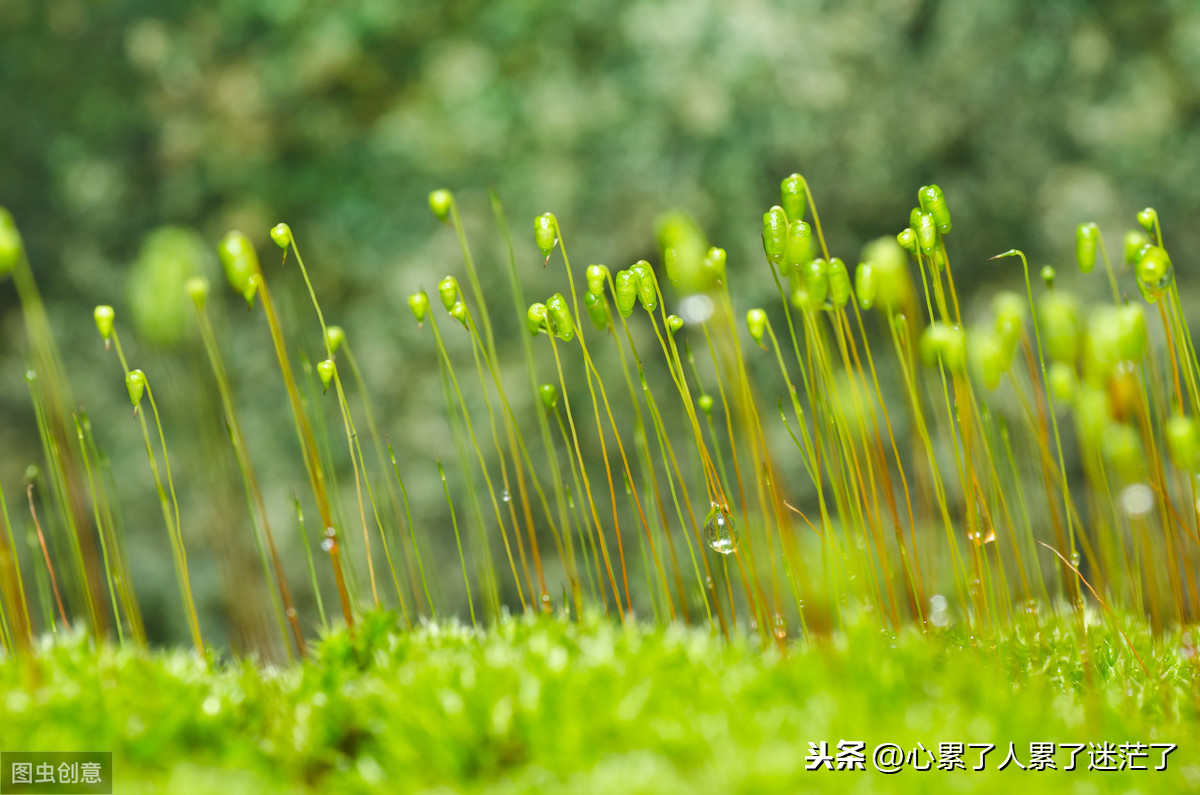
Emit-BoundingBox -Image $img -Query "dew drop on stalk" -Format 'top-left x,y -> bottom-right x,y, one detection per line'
501,489 -> 512,503
703,503 -> 738,554
321,526 -> 336,553
772,613 -> 787,640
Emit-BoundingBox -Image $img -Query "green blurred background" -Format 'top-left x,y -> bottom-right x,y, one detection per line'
2,0 -> 1199,651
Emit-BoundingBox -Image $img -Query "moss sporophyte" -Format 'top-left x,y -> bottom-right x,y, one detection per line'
1,174 -> 1199,664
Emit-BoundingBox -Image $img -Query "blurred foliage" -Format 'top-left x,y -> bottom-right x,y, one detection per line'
2,609 -> 1197,792
3,0 -> 1200,644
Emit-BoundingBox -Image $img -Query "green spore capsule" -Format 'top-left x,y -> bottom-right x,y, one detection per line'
1167,415 -> 1200,472
655,211 -> 709,291
527,302 -> 548,336
1116,304 -> 1147,362
702,503 -> 738,554
666,314 -> 684,334
896,227 -> 917,255
1123,229 -> 1151,266
993,291 -> 1025,362
450,301 -> 468,327
586,264 -> 609,296
919,322 -> 966,372
914,211 -> 939,257
780,173 -> 807,224
1074,385 -> 1110,448
1135,245 -> 1172,302
535,213 -> 557,258
584,290 -> 610,331
855,262 -> 877,310
971,333 -> 1006,390
217,231 -> 260,302
242,273 -> 261,308
186,277 -> 210,311
614,270 -> 638,318
698,394 -> 714,415
746,308 -> 768,346
126,369 -> 146,409
438,275 -> 460,312
408,291 -> 429,324
800,257 -> 829,310
862,236 -> 912,312
546,293 -> 574,340
270,223 -> 292,250
1040,265 -> 1056,289
704,246 -> 727,281
1039,291 -> 1080,362
94,305 -> 115,342
1084,307 -> 1122,382
630,260 -> 658,312
762,206 -> 788,267
785,220 -> 814,271
827,257 -> 851,308
325,325 -> 345,354
129,226 -> 209,346
918,184 -> 951,234
1047,361 -> 1078,404
428,189 -> 453,223
317,359 -> 336,393
1075,223 -> 1098,274
539,383 -> 559,413
1137,207 -> 1157,233
0,207 -> 23,275
1103,422 -> 1145,483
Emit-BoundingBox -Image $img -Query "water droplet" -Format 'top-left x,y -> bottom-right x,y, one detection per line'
702,503 -> 738,555
1181,631 -> 1197,660
677,293 -> 714,324
286,607 -> 297,618
928,594 -> 951,627
321,538 -> 335,552
540,592 -> 551,609
1120,483 -> 1154,518
502,489 -> 512,503
772,613 -> 787,640
1069,551 -> 1081,568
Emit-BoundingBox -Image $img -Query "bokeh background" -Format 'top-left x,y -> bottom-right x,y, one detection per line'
2,0 -> 1199,651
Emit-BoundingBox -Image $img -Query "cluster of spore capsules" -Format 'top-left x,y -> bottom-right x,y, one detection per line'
1,170 -> 1198,658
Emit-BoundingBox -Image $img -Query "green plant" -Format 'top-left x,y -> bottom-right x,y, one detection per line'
4,174 -> 1200,651
5,178 -> 1200,792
